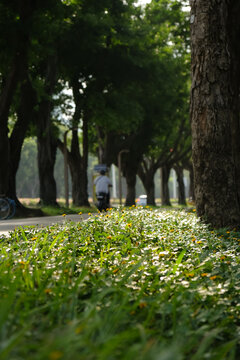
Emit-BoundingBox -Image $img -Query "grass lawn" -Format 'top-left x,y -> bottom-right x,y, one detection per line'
0,207 -> 239,359
19,198 -> 98,216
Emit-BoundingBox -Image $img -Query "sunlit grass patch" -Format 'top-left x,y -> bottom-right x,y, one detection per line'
0,208 -> 239,359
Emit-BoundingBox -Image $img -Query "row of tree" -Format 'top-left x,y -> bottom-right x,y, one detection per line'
0,0 -> 191,216
17,138 -> 192,205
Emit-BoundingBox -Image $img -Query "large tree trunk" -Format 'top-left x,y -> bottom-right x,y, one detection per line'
174,165 -> 186,206
8,75 -> 43,216
123,151 -> 142,206
37,59 -> 58,206
68,128 -> 90,207
146,180 -> 155,206
138,162 -> 156,206
37,127 -> 58,206
190,0 -> 240,227
0,0 -> 35,196
0,57 -> 22,195
125,169 -> 136,206
161,165 -> 171,206
67,78 -> 90,207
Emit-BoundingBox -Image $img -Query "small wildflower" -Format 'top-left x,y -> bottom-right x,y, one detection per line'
113,268 -> 119,274
78,212 -> 82,215
196,241 -> 202,244
31,237 -> 37,241
186,273 -> 194,278
201,273 -> 208,277
49,351 -> 63,360
220,256 -> 226,260
210,275 -> 217,280
19,261 -> 26,265
127,223 -> 132,227
107,235 -> 112,239
45,288 -> 52,294
75,326 -> 84,334
62,213 -> 66,217
139,302 -> 147,309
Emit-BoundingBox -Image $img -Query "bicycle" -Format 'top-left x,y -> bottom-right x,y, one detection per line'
0,196 -> 16,220
96,192 -> 108,212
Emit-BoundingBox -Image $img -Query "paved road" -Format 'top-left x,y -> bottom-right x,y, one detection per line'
0,213 -> 91,236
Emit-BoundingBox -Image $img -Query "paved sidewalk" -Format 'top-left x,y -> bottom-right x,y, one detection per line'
0,213 -> 91,236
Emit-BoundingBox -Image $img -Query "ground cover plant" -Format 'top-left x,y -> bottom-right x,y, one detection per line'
0,208 -> 240,359
19,198 -> 97,217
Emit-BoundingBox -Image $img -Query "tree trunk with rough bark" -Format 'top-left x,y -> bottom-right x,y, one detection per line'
0,0 -> 35,196
37,128 -> 58,206
174,165 -> 186,206
146,180 -> 155,206
68,128 -> 90,207
125,168 -> 136,206
37,59 -> 58,206
67,78 -> 90,207
122,147 -> 144,207
8,74 -> 43,216
161,165 -> 171,206
138,162 -> 156,206
0,53 -> 25,196
190,0 -> 240,227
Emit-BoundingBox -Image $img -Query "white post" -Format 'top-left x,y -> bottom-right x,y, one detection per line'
111,164 -> 117,198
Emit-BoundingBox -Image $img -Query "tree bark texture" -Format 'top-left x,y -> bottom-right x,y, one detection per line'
0,0 -> 35,195
37,59 -> 58,206
138,161 -> 157,206
37,129 -> 58,206
125,169 -> 136,206
190,0 -> 240,227
68,79 -> 90,207
0,56 -> 23,195
68,128 -> 90,207
174,165 -> 186,205
8,75 -> 37,207
161,165 -> 171,206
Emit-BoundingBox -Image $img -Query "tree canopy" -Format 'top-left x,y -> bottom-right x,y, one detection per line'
0,0 -> 191,212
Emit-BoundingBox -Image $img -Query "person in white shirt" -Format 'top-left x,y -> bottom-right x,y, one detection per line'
94,170 -> 112,210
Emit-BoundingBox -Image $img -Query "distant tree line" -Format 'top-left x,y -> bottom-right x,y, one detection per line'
0,0 -> 191,216
16,137 -> 191,203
